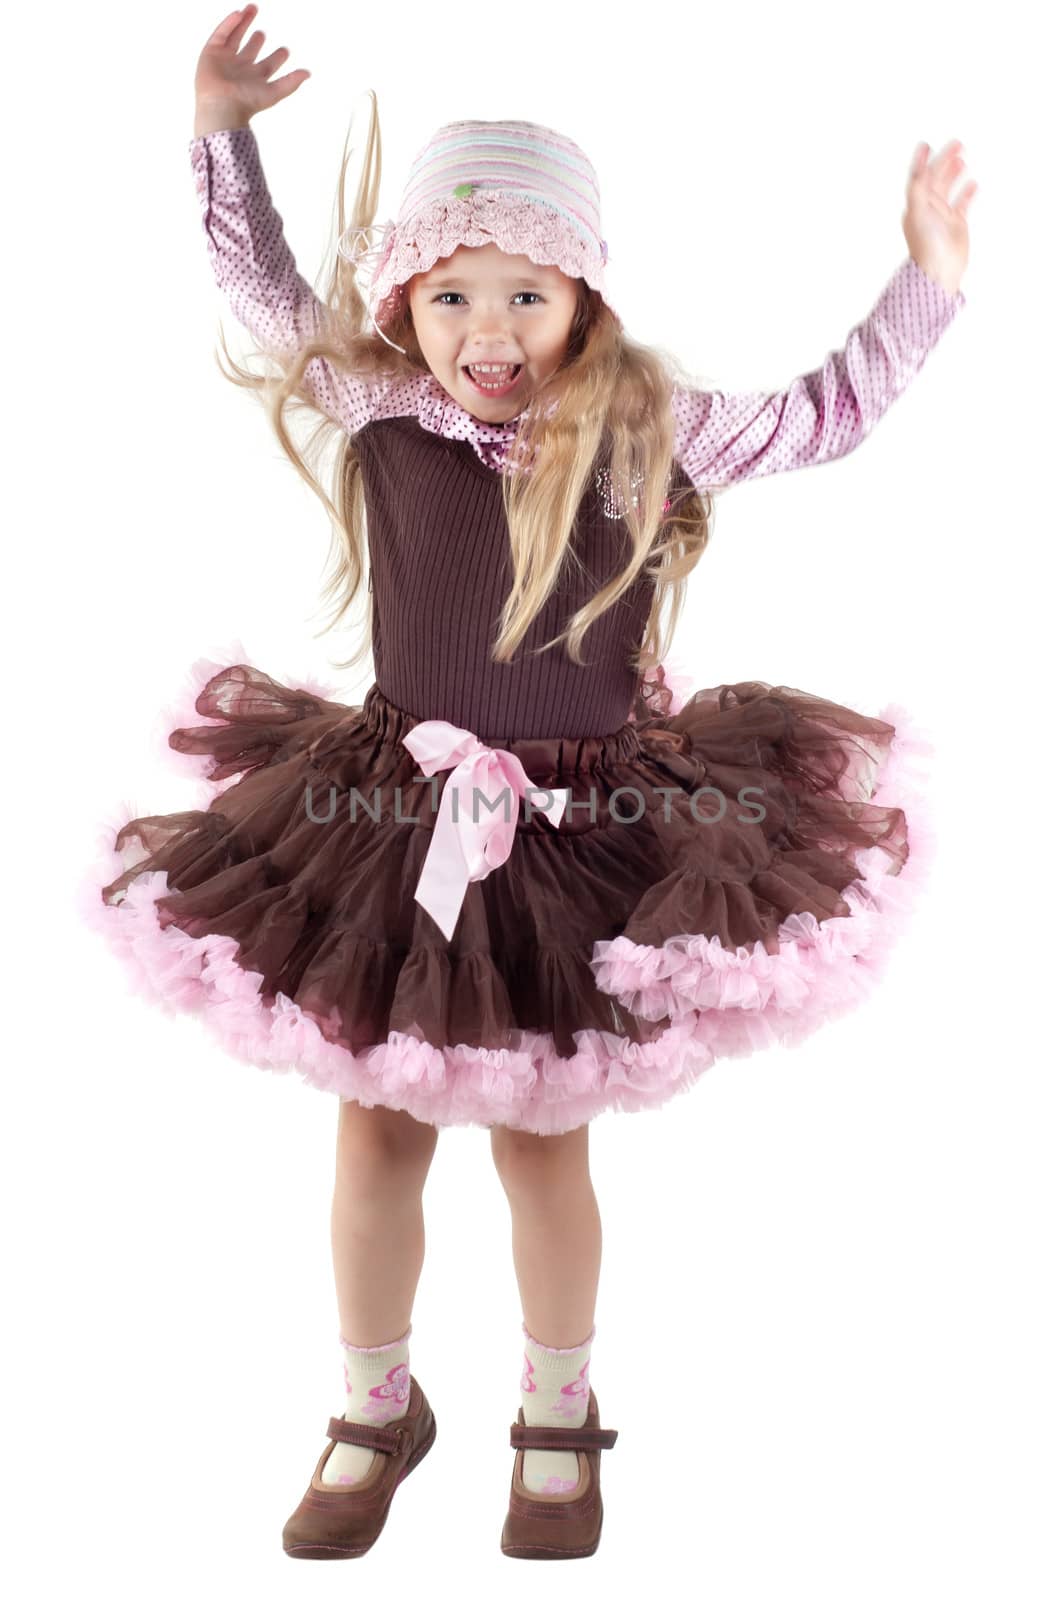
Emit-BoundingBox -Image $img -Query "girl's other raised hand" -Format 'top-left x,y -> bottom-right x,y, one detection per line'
194,5 -> 309,134
901,139 -> 976,297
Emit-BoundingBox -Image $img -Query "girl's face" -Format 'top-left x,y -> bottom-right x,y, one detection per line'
407,243 -> 580,423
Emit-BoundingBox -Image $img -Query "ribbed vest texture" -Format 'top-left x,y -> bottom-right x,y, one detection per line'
355,416 -> 690,741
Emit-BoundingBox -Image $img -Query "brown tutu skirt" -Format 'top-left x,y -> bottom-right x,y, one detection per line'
81,648 -> 935,1134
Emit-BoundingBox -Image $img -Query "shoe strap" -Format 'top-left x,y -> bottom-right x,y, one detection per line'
510,1422 -> 618,1452
327,1415 -> 404,1454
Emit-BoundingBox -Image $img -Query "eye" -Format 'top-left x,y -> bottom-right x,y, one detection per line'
430,292 -> 544,307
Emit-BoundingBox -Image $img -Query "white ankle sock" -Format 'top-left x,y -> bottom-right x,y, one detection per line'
518,1321 -> 596,1494
320,1323 -> 412,1486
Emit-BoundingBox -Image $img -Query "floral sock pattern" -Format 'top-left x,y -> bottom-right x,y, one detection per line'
320,1323 -> 412,1487
518,1321 -> 596,1494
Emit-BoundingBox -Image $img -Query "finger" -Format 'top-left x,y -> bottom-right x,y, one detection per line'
929,140 -> 964,183
225,4 -> 258,50
266,69 -> 311,102
927,162 -> 961,203
955,180 -> 977,216
910,142 -> 929,177
945,165 -> 970,207
907,156 -> 929,197
927,149 -> 965,203
206,8 -> 253,46
257,46 -> 290,76
237,28 -> 266,61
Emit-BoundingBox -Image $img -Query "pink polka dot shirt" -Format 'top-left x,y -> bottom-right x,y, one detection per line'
190,126 -> 966,488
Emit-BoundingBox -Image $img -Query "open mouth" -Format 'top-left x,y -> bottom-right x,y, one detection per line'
461,363 -> 523,397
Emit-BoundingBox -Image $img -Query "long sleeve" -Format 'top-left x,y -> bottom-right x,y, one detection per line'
189,125 -> 383,436
671,257 -> 966,493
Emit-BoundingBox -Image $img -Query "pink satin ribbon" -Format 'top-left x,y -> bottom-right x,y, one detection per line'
402,719 -> 570,941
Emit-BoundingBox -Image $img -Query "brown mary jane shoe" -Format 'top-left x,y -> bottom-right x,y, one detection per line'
500,1385 -> 618,1559
282,1372 -> 437,1559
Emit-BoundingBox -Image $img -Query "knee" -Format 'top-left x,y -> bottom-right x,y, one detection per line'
490,1123 -> 588,1192
336,1097 -> 440,1185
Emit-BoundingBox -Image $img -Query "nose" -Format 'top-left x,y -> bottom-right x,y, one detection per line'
466,310 -> 520,351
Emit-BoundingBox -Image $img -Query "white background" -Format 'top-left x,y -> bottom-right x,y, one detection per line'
6,0 -> 1060,1594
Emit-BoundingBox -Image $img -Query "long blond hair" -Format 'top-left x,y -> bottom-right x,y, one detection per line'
212,92 -> 715,680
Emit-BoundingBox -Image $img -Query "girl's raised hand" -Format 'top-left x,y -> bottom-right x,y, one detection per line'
195,5 -> 309,122
901,139 -> 976,297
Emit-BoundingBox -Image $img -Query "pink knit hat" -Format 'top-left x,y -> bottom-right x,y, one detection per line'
337,118 -> 621,346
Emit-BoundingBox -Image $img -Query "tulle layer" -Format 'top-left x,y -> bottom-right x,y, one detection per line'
79,645 -> 935,1134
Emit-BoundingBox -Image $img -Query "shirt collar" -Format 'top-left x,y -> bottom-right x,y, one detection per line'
415,373 -> 545,473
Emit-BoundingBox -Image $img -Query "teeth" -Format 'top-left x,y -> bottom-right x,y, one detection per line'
466,363 -> 519,391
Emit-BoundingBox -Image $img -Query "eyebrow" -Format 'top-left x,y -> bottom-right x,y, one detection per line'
424,273 -> 552,289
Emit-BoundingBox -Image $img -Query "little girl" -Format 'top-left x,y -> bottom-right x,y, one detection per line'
82,3 -> 974,1563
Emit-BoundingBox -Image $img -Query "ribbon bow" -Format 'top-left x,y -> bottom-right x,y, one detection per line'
402,719 -> 570,941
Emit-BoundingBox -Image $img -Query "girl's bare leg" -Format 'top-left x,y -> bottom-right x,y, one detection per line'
332,1099 -> 440,1345
489,1123 -> 602,1346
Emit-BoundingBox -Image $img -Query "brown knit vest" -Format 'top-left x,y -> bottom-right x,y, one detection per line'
355,416 -> 693,741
